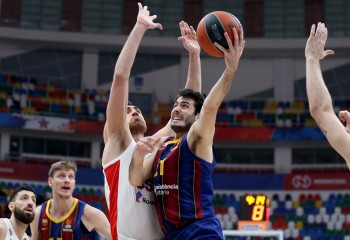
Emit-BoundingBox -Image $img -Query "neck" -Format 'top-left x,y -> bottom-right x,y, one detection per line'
50,196 -> 75,218
10,216 -> 27,239
175,132 -> 185,140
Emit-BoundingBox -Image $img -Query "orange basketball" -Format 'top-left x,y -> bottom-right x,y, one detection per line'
196,11 -> 242,57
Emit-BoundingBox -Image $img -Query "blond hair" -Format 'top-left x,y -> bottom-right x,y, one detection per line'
48,160 -> 77,178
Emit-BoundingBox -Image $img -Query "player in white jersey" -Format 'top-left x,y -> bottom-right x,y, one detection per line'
0,219 -> 29,240
0,185 -> 36,240
102,2 -> 201,239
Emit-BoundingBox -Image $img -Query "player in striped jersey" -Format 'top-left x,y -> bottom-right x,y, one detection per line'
30,160 -> 111,240
129,26 -> 245,239
102,2 -> 202,240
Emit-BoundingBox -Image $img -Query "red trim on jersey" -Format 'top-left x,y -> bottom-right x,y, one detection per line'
104,161 -> 120,240
163,143 -> 181,226
39,206 -> 51,240
194,160 -> 203,219
154,145 -> 168,234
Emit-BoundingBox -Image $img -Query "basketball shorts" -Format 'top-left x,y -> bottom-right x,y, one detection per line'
164,217 -> 223,240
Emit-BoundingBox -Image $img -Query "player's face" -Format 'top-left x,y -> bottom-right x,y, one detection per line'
127,105 -> 147,134
10,190 -> 36,224
171,96 -> 197,133
50,168 -> 76,199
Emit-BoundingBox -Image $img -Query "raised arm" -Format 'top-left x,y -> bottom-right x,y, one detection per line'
305,22 -> 350,166
104,3 -> 163,143
153,21 -> 201,139
188,28 -> 244,162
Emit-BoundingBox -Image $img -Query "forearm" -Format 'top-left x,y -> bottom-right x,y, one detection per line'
306,58 -> 334,118
114,23 -> 147,76
129,154 -> 147,186
206,68 -> 234,109
185,52 -> 201,92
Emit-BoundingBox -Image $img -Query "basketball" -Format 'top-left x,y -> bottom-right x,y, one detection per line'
196,11 -> 242,57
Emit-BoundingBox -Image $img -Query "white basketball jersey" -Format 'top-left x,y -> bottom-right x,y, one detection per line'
103,140 -> 163,240
1,218 -> 29,240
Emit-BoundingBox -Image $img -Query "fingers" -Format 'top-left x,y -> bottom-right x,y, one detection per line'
179,21 -> 195,36
309,24 -> 315,38
156,23 -> 163,30
232,27 -> 239,48
214,41 -> 225,52
138,2 -> 142,10
324,49 -> 334,56
315,22 -> 327,39
190,26 -> 196,36
138,136 -> 161,152
179,21 -> 186,36
339,111 -> 350,122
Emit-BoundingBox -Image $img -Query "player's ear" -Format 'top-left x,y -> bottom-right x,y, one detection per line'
48,177 -> 53,187
195,113 -> 200,121
8,201 -> 14,212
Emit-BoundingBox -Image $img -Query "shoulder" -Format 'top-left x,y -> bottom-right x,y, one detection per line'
81,204 -> 104,226
35,204 -> 43,214
0,219 -> 8,239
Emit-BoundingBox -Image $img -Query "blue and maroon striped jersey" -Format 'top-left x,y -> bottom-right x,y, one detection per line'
38,199 -> 90,240
152,134 -> 218,236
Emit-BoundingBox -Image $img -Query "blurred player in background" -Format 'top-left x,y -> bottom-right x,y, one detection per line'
305,22 -> 350,168
0,185 -> 36,240
30,160 -> 111,240
102,2 -> 202,239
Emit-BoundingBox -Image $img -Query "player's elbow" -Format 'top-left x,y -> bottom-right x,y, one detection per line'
113,70 -> 128,83
309,105 -> 321,119
309,105 -> 331,121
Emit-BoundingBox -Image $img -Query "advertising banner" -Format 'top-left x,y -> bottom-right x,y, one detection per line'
284,173 -> 350,190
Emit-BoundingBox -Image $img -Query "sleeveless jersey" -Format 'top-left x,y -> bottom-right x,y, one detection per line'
103,140 -> 163,240
152,135 -> 219,237
38,198 -> 88,240
1,218 -> 29,240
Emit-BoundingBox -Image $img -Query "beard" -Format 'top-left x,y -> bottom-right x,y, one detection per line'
13,206 -> 34,224
129,119 -> 147,135
171,115 -> 195,133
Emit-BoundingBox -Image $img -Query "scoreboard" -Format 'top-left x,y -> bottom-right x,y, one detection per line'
238,194 -> 270,231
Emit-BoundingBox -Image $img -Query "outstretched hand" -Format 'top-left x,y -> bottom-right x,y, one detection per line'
214,27 -> 245,73
134,136 -> 162,160
178,21 -> 200,54
136,2 -> 163,30
339,110 -> 350,134
305,22 -> 334,60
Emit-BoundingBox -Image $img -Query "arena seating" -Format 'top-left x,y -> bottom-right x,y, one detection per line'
214,192 -> 350,240
2,73 -> 349,129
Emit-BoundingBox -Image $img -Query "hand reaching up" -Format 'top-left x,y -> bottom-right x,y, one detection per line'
339,110 -> 350,134
136,2 -> 163,30
178,21 -> 200,55
305,22 -> 334,60
214,27 -> 245,73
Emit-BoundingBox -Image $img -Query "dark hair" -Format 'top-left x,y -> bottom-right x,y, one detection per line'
174,89 -> 206,114
8,185 -> 35,203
